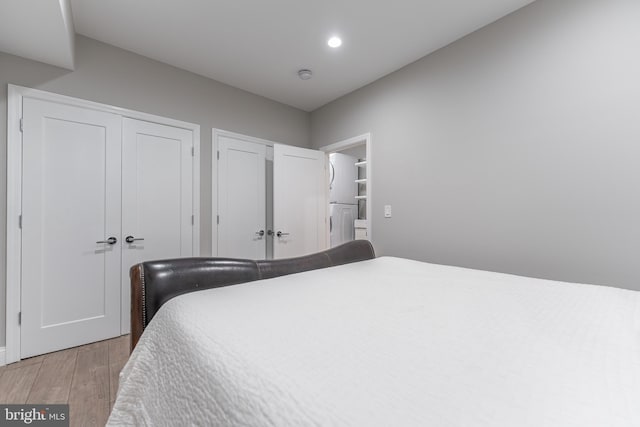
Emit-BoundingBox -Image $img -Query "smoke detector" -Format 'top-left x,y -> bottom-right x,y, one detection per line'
298,69 -> 313,80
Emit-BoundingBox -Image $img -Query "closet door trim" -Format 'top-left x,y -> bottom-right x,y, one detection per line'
5,84 -> 200,364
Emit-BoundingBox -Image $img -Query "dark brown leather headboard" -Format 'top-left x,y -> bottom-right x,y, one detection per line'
130,240 -> 375,350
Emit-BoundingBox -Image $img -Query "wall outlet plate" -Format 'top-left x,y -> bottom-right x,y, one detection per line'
384,205 -> 392,218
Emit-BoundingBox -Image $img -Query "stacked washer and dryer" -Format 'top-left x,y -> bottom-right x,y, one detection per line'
329,153 -> 359,247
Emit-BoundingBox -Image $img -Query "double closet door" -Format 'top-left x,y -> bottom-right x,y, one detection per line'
20,98 -> 195,358
217,133 -> 326,260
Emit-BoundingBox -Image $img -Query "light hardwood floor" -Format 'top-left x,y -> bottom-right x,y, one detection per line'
0,335 -> 129,426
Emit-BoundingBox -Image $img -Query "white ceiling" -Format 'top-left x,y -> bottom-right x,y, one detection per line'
70,0 -> 535,111
0,0 -> 75,69
1,0 -> 536,111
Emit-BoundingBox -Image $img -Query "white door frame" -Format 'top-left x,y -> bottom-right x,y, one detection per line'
319,133 -> 372,248
211,129 -> 277,256
6,84 -> 201,364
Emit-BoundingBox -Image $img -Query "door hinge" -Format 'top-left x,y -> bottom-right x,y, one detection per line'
217,151 -> 220,160
191,215 -> 194,226
18,214 -> 22,229
18,311 -> 21,325
19,118 -> 23,133
217,215 -> 220,225
191,146 -> 195,156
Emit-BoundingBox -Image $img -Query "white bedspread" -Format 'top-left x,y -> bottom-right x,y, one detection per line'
108,257 -> 640,426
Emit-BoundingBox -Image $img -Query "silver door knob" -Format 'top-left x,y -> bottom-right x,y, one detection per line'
255,230 -> 265,237
96,237 -> 117,245
276,231 -> 290,237
125,235 -> 144,243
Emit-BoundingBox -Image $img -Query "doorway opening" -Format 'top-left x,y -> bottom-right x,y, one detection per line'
319,133 -> 372,248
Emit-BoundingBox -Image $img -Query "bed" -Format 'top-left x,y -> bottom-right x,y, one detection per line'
109,241 -> 640,426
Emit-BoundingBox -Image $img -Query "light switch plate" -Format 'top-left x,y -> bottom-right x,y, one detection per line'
384,205 -> 392,218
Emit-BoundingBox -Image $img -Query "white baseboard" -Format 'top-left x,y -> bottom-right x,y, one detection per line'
0,347 -> 6,366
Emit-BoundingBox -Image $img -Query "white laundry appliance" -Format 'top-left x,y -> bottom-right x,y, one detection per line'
329,153 -> 358,247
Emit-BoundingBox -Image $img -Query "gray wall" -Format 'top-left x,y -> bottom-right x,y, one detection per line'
0,35 -> 310,346
311,0 -> 640,291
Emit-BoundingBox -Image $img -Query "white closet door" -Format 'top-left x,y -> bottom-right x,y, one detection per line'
121,118 -> 194,333
21,98 -> 122,358
217,136 -> 267,259
273,144 -> 327,258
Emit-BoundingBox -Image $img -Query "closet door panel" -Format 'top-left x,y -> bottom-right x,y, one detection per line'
121,118 -> 194,333
21,98 -> 122,358
273,144 -> 327,258
217,136 -> 267,259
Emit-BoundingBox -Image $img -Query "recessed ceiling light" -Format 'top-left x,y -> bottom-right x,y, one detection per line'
328,37 -> 342,48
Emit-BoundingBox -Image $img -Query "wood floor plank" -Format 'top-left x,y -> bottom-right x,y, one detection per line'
109,335 -> 130,364
108,335 -> 130,406
3,354 -> 46,371
0,362 -> 41,403
109,364 -> 127,410
26,347 -> 78,404
0,335 -> 129,423
77,338 -> 110,354
69,343 -> 111,427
